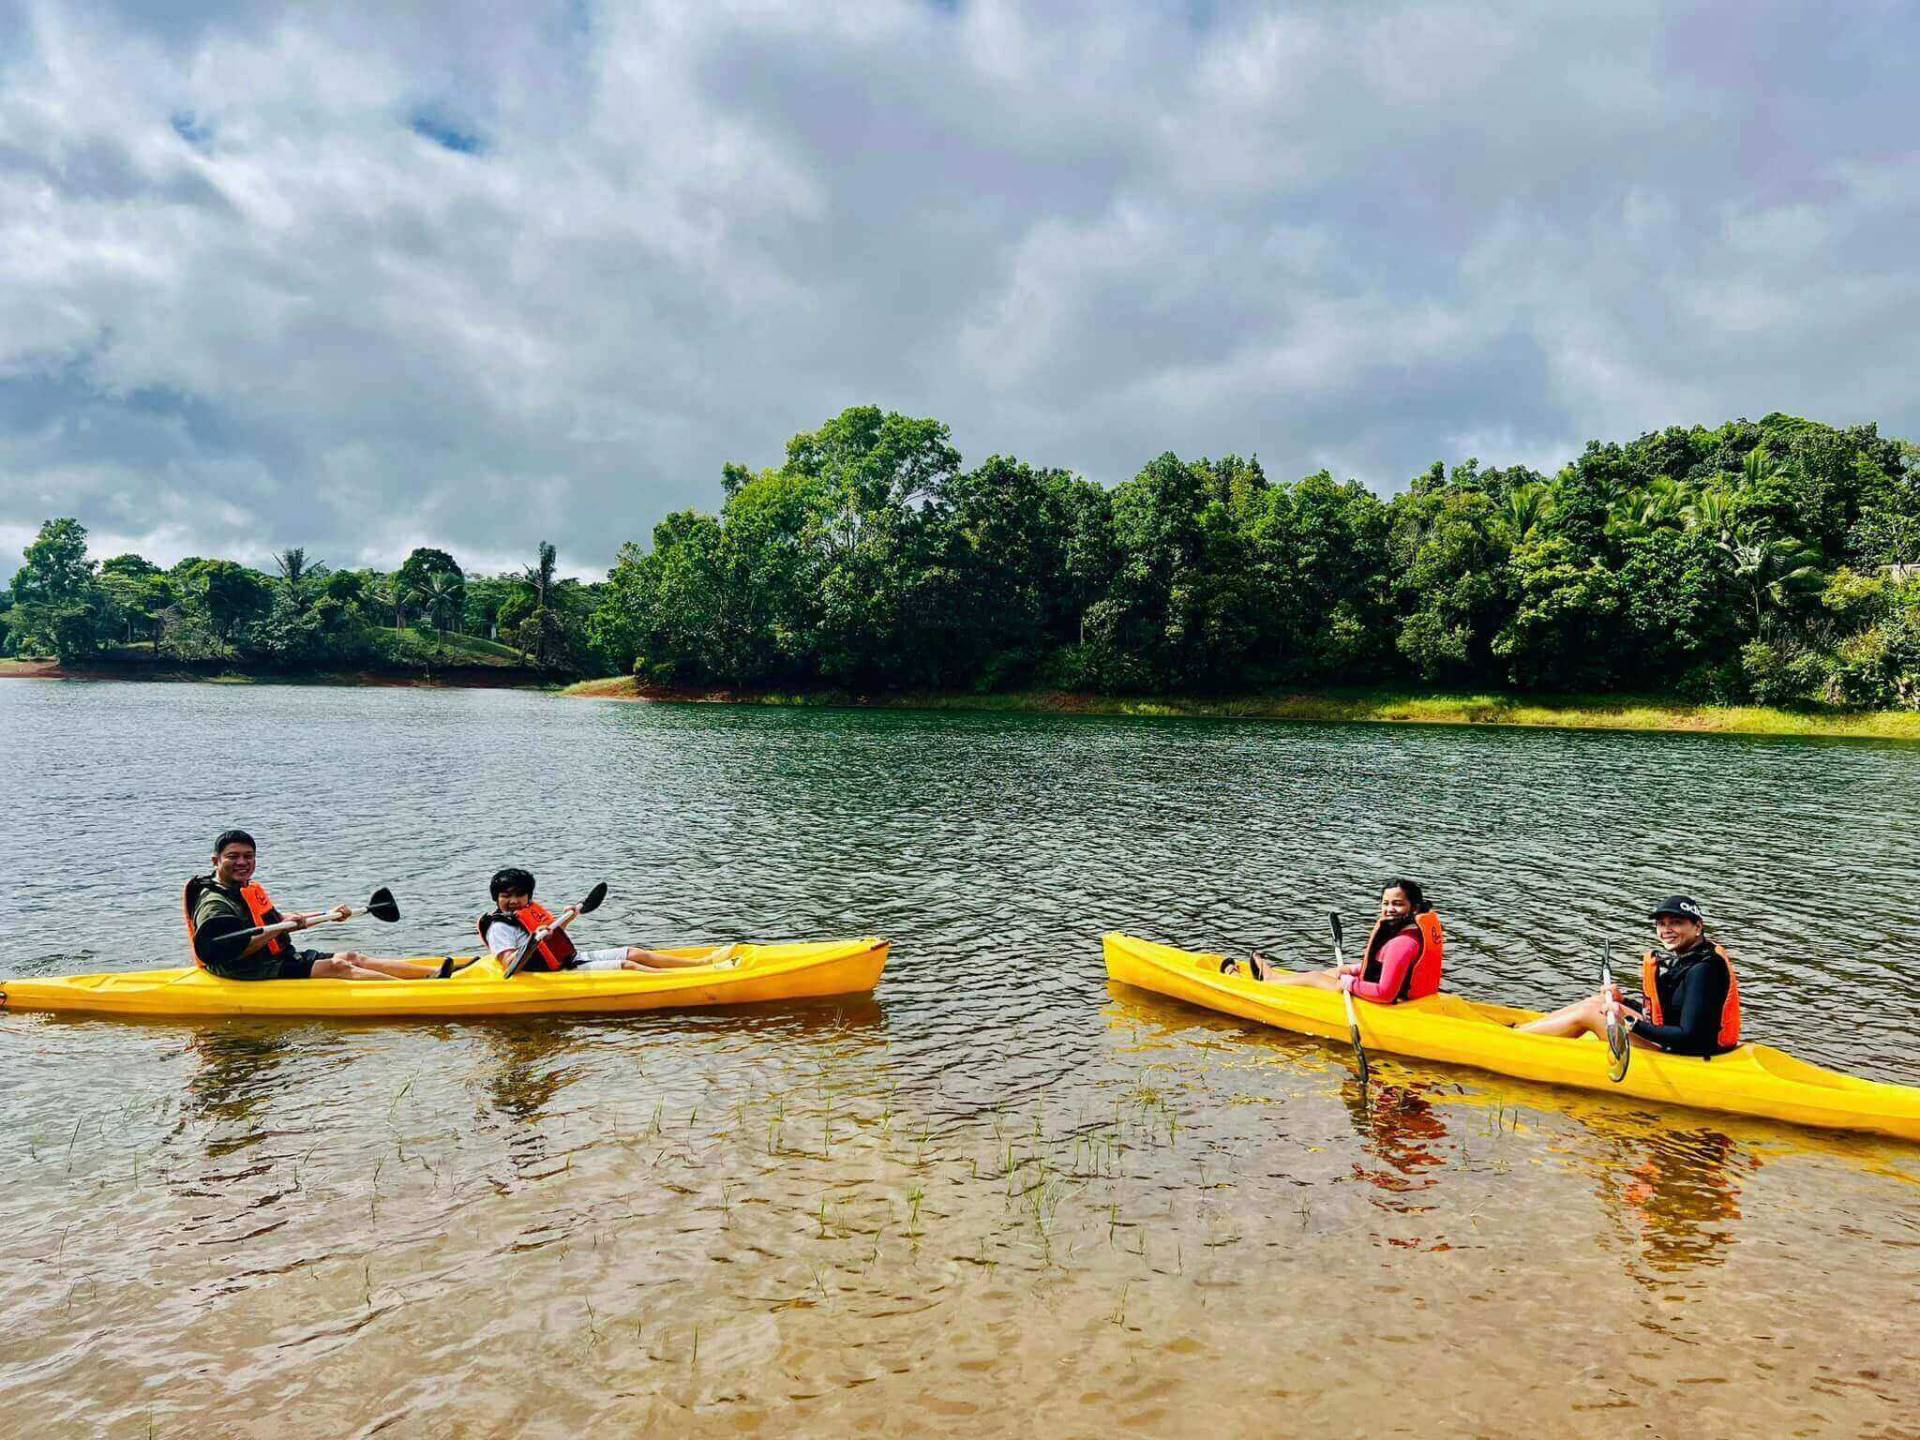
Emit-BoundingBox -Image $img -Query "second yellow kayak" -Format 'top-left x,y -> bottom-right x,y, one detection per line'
1104,931 -> 1920,1143
0,938 -> 888,1020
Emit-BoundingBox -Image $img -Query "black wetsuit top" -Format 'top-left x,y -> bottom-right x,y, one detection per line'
1631,940 -> 1734,1056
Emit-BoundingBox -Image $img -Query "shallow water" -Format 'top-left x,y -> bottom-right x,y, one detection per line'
1,681 -> 1916,1437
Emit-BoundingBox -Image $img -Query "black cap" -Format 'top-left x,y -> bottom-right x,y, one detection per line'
1649,895 -> 1706,923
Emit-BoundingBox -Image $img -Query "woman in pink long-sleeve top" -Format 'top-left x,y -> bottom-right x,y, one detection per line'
1222,878 -> 1445,1004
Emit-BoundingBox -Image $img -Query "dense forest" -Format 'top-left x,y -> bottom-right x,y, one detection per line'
1,530 -> 596,675
8,408 -> 1920,707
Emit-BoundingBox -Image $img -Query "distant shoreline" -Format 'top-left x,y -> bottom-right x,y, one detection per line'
0,656 -> 555,689
560,675 -> 1920,742
13,659 -> 1919,739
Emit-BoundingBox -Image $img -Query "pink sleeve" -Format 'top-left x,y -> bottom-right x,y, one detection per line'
1350,932 -> 1421,1005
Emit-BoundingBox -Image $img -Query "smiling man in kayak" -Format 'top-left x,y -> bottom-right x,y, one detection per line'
1517,895 -> 1741,1055
478,868 -> 734,973
185,830 -> 435,982
1222,877 -> 1445,1004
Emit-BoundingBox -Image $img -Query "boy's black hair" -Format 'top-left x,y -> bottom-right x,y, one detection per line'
213,829 -> 257,855
1384,876 -> 1429,912
490,867 -> 537,901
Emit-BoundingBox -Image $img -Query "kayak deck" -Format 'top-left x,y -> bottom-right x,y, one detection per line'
0,939 -> 888,1019
1104,931 -> 1920,1144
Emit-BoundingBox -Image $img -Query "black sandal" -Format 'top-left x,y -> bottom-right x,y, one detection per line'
1221,954 -> 1271,982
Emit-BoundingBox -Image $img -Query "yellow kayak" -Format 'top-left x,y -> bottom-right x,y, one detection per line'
0,939 -> 888,1020
1104,932 -> 1920,1144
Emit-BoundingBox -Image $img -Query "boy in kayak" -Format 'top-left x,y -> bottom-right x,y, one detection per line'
1221,877 -> 1444,1004
1516,895 -> 1741,1056
479,868 -> 735,973
185,830 -> 435,981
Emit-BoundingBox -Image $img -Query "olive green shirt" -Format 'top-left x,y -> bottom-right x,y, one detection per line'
191,879 -> 282,979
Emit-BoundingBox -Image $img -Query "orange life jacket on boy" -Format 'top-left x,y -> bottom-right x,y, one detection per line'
477,900 -> 578,971
1641,941 -> 1741,1050
1360,910 -> 1445,1002
182,877 -> 291,969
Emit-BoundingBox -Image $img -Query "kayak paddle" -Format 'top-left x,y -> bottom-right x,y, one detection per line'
502,881 -> 608,978
232,886 -> 400,942
1329,911 -> 1370,1087
1602,938 -> 1631,1083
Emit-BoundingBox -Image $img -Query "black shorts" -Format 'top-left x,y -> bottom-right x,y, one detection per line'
275,949 -> 330,980
210,949 -> 331,982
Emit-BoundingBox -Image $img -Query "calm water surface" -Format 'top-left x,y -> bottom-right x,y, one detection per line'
1,681 -> 1916,1437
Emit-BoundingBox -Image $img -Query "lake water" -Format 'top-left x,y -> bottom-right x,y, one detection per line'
1,680 -> 1916,1437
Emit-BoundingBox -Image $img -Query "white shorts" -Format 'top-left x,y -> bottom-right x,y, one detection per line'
572,949 -> 633,971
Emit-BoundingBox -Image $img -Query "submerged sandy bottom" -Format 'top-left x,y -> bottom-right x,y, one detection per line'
3,999 -> 1914,1438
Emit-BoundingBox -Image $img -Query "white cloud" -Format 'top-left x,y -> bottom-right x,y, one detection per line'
1,0 -> 1916,581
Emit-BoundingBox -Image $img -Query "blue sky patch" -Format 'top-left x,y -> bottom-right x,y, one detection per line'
408,109 -> 486,155
170,111 -> 213,148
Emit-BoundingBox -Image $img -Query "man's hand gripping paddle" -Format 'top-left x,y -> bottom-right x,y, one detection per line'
232,887 -> 401,942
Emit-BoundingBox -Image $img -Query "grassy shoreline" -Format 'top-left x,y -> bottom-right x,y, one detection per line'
560,675 -> 1920,741
13,658 -> 1918,739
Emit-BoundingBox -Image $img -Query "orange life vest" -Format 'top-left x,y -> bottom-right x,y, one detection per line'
182,877 -> 290,969
478,900 -> 578,971
1641,940 -> 1741,1050
1361,909 -> 1445,1002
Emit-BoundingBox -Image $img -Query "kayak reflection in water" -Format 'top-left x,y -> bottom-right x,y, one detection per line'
1516,895 -> 1741,1056
185,829 -> 436,982
478,867 -> 739,973
1219,877 -> 1445,1004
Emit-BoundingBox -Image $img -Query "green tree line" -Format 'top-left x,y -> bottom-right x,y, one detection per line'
10,407 -> 1920,706
588,407 -> 1920,708
2,529 -> 599,674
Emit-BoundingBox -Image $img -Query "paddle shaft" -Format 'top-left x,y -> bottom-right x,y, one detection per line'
233,900 -> 373,942
1602,940 -> 1631,1083
1330,912 -> 1371,1087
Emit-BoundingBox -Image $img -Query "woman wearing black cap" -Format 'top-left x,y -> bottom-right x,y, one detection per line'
1516,895 -> 1742,1056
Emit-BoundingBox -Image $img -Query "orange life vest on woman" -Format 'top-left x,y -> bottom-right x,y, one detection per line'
1360,909 -> 1445,1002
1641,940 -> 1741,1050
477,900 -> 578,971
182,877 -> 291,969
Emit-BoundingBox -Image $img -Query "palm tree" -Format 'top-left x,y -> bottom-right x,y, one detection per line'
1641,475 -> 1690,528
1682,486 -> 1740,548
1500,482 -> 1551,543
1718,522 -> 1823,633
408,570 -> 463,647
1607,475 -> 1692,540
274,548 -> 328,614
514,541 -> 566,668
1740,444 -> 1781,491
369,576 -> 406,630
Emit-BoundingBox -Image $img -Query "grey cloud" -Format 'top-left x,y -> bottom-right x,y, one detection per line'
0,0 -> 1916,584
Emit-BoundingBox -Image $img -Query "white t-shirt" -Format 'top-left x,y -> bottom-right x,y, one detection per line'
482,918 -> 628,970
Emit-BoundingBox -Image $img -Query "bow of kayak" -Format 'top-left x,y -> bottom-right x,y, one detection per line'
1104,931 -> 1920,1144
0,938 -> 888,1019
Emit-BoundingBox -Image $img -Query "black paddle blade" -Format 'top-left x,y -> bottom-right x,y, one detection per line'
367,887 -> 400,923
579,881 -> 608,914
1606,1025 -> 1632,1083
1328,911 -> 1344,947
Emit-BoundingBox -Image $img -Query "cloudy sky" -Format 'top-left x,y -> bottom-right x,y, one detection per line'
2,0 -> 1916,578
